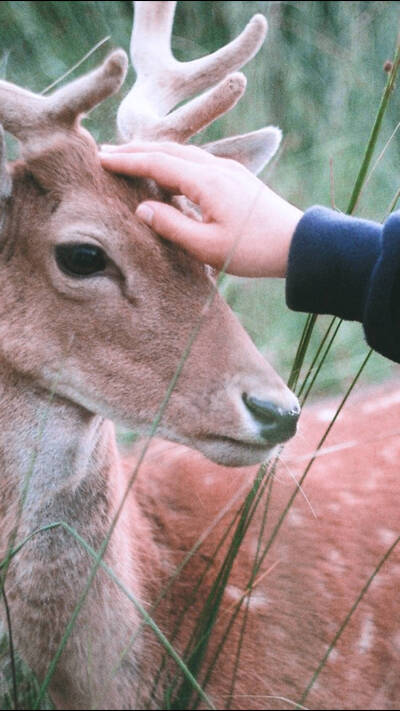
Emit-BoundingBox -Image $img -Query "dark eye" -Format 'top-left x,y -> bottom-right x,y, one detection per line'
55,244 -> 107,277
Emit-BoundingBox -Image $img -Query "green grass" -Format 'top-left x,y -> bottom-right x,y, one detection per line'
0,2 -> 400,709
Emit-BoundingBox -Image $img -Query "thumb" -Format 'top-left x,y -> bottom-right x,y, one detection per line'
135,201 -> 210,256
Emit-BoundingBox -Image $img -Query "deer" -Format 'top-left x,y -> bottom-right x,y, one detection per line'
0,2 -> 398,710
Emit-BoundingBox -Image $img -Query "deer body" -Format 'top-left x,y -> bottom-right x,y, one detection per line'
132,383 -> 400,710
1,360 -> 399,709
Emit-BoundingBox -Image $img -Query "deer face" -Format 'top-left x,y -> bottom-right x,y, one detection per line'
0,134 -> 298,466
0,4 -> 301,466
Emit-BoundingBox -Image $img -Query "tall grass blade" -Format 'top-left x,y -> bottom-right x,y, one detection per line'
347,41 -> 400,215
256,350 -> 372,574
287,36 -> 400,397
170,467 -> 271,709
1,587 -> 18,711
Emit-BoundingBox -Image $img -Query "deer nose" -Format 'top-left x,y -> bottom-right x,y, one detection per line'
243,394 -> 300,444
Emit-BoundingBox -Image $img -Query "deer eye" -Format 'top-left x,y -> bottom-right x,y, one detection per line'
55,244 -> 107,277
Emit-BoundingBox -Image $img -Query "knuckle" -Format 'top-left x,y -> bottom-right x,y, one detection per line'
200,174 -> 219,193
143,152 -> 172,174
190,144 -> 209,158
225,158 -> 245,171
156,141 -> 177,152
147,151 -> 166,166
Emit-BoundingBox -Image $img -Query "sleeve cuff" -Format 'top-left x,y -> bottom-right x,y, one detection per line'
286,206 -> 381,322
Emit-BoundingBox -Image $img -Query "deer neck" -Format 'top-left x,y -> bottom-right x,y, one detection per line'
0,363 -> 159,707
0,362 -> 123,547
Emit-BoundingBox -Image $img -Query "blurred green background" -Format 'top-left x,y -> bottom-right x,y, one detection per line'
1,1 -> 399,397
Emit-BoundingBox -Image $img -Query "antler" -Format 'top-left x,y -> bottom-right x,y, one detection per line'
0,50 -> 128,154
117,1 -> 267,143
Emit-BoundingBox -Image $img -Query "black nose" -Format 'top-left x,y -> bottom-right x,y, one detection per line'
243,394 -> 300,444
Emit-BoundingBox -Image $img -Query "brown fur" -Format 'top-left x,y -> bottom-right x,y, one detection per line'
0,132 -> 398,710
0,132 -> 297,709
2,4 -> 398,706
133,381 -> 400,710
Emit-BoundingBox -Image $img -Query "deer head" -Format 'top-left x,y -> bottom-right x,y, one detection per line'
0,1 -> 299,467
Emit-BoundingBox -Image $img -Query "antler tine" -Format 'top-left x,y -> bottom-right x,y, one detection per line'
0,50 -> 128,150
117,1 -> 268,142
158,73 -> 247,144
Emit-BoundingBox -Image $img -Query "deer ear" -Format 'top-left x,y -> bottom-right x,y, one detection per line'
0,125 -> 11,228
202,126 -> 282,175
172,126 -> 282,220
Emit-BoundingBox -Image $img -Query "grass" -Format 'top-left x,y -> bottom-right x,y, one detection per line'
0,1 -> 400,709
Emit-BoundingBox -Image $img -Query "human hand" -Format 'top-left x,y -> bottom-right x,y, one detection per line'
99,142 -> 303,278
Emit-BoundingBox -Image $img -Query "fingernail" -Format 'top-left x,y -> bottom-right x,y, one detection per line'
136,204 -> 154,226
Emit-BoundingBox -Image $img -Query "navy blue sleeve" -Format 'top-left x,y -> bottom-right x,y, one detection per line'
286,206 -> 400,363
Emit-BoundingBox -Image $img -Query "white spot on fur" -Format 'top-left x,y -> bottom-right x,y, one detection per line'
249,538 -> 260,557
339,491 -> 360,506
328,549 -> 345,566
328,648 -> 339,663
288,509 -> 303,526
225,584 -> 243,602
224,585 -> 268,610
377,528 -> 397,546
357,614 -> 375,654
328,502 -> 340,513
248,589 -> 269,610
381,446 -> 399,465
361,390 -> 400,414
317,408 -> 337,422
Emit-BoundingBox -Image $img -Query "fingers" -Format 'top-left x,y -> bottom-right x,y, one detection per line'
99,151 -> 206,202
135,200 -> 220,264
100,140 -> 217,165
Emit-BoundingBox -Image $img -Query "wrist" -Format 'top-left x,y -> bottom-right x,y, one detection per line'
279,203 -> 303,277
258,188 -> 303,278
